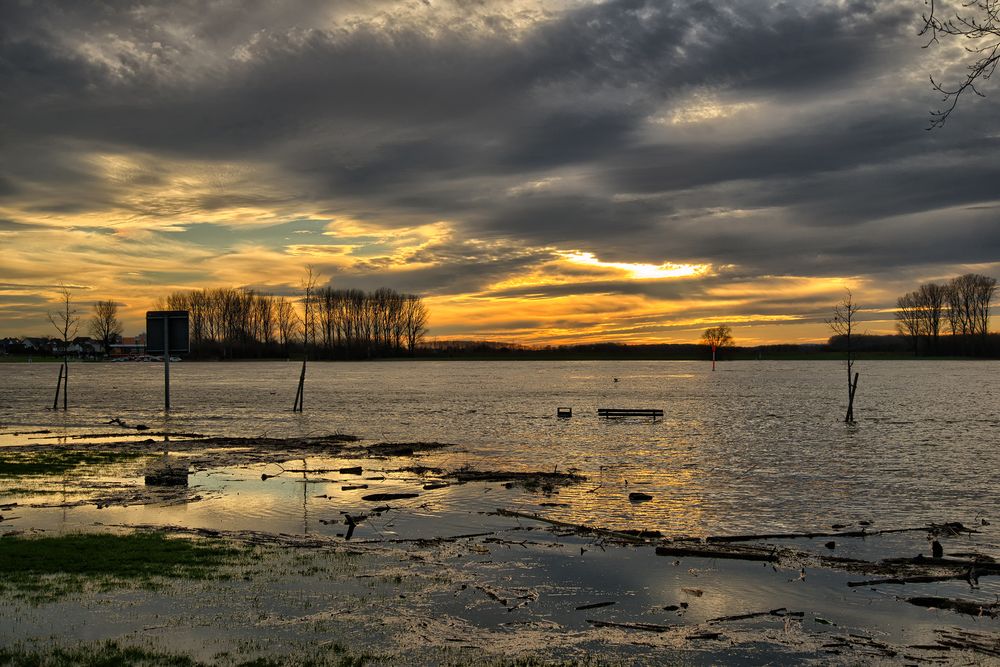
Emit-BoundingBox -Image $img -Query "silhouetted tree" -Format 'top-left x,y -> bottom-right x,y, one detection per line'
160,284 -> 430,360
921,0 -> 1000,127
916,282 -> 948,352
274,296 -> 298,356
947,273 -> 997,353
47,285 -> 79,410
827,290 -> 860,423
294,266 -> 319,412
88,300 -> 123,358
701,325 -> 733,371
403,294 -> 429,354
895,291 -> 923,356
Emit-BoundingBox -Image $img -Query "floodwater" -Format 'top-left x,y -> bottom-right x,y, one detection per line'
2,359 -> 1000,661
1,359 -> 998,537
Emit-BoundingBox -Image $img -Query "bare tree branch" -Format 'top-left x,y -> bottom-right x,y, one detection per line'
921,0 -> 1000,128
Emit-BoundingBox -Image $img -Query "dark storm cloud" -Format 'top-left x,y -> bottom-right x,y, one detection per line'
1,0 -> 997,304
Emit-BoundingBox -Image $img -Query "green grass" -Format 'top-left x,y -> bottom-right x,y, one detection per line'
0,642 -> 385,667
0,532 -> 241,602
0,641 -> 201,666
0,449 -> 147,477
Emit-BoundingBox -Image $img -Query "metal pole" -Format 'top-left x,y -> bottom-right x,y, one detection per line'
164,317 -> 171,412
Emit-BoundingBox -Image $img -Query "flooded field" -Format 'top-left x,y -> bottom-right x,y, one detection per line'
2,359 -> 999,535
1,359 -> 999,664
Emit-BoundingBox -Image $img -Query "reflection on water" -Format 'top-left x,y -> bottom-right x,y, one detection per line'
3,358 -> 1000,662
2,359 -> 999,540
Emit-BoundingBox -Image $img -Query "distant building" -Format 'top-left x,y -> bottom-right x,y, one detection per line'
21,337 -> 58,355
109,334 -> 146,358
67,336 -> 104,358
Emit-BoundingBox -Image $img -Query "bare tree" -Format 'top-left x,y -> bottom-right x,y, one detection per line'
293,266 -> 319,412
827,290 -> 861,423
916,282 -> 948,352
921,0 -> 1000,128
947,273 -> 997,353
403,294 -> 429,353
47,285 -> 80,410
274,296 -> 298,356
970,273 -> 997,337
700,325 -> 734,371
88,300 -> 124,358
895,291 -> 923,356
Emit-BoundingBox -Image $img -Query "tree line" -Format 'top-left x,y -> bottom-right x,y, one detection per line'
158,286 -> 428,360
895,273 -> 997,356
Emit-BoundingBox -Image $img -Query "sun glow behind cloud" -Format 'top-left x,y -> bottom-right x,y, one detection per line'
557,251 -> 711,280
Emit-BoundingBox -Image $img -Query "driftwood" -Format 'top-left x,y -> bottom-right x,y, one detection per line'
361,442 -> 454,457
706,526 -> 932,543
656,544 -> 777,562
493,509 -> 656,543
575,601 -> 615,610
934,629 -> 1000,658
708,608 -> 804,623
880,556 -> 1000,573
847,574 -> 965,587
361,493 -> 419,502
905,596 -> 1000,617
586,619 -> 675,633
453,469 -> 585,485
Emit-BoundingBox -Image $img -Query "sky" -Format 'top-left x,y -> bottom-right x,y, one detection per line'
1,0 -> 998,345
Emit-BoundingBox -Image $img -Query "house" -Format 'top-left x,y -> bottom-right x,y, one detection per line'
68,336 -> 104,358
21,337 -> 58,355
109,334 -> 146,358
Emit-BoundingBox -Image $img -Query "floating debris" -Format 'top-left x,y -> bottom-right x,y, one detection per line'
575,601 -> 615,610
361,493 -> 419,502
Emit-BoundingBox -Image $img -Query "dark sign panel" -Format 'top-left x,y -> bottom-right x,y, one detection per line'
146,311 -> 190,355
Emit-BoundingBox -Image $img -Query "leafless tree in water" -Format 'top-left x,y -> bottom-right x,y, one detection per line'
47,285 -> 80,410
827,290 -> 861,423
293,266 -> 319,412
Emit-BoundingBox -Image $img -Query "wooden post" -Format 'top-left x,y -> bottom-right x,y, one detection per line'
711,344 -> 717,372
52,363 -> 64,410
164,317 -> 171,412
845,372 -> 859,423
293,358 -> 306,412
62,358 -> 68,410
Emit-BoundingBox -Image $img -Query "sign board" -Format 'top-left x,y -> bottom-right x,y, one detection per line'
146,311 -> 190,355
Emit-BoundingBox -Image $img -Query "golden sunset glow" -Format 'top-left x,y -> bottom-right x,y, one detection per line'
557,252 -> 711,280
1,0 -> 996,347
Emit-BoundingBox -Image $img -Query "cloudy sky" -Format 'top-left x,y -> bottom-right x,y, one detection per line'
2,0 -> 998,344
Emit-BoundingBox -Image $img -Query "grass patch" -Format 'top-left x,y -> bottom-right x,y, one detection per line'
0,641 -> 201,666
0,449 -> 147,477
0,531 -> 242,602
0,641 -> 385,667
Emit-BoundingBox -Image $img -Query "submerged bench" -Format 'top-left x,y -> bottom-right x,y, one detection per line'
598,408 -> 664,420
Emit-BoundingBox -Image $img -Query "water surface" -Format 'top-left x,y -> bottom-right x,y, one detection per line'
2,359 -> 997,539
